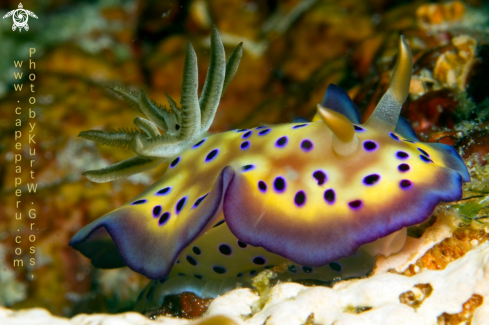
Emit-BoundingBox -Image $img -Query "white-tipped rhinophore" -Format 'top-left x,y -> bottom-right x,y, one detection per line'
366,36 -> 413,131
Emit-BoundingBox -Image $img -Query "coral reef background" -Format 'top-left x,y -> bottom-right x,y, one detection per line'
0,0 -> 489,319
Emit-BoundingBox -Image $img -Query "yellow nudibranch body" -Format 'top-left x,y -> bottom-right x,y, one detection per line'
69,30 -> 469,311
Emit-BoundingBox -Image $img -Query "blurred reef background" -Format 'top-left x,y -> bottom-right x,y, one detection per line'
1,0 -> 489,318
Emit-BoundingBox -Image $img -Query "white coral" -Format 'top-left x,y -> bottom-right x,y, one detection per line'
1,242 -> 488,324
207,242 -> 489,324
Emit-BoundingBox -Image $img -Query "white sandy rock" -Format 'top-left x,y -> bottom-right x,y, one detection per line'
473,300 -> 489,324
1,242 -> 488,325
0,307 -> 189,325
205,242 -> 489,325
205,287 -> 259,320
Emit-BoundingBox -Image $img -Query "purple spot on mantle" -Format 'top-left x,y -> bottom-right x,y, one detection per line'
313,170 -> 327,185
213,266 -> 226,274
418,148 -> 430,157
170,156 -> 180,168
193,193 -> 209,208
192,138 -> 206,148
363,141 -> 378,151
292,124 -> 309,129
213,220 -> 225,227
186,255 -> 197,266
400,179 -> 413,189
153,205 -> 162,217
253,257 -> 266,265
363,174 -> 380,185
242,130 -> 253,139
294,191 -> 306,207
396,151 -> 409,159
354,125 -> 365,132
240,141 -> 250,150
348,200 -> 362,210
205,149 -> 219,162
156,187 -> 171,195
219,244 -> 232,255
420,155 -> 433,163
273,177 -> 286,193
241,164 -> 255,171
324,189 -> 335,204
398,164 -> 410,172
329,262 -> 342,272
258,181 -> 267,193
258,128 -> 271,136
175,196 -> 187,214
301,140 -> 313,152
302,266 -> 313,273
131,199 -> 146,205
238,240 -> 247,248
390,132 -> 400,141
275,136 -> 288,148
158,212 -> 170,225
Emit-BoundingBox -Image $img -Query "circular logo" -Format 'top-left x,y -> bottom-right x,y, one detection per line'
13,9 -> 28,28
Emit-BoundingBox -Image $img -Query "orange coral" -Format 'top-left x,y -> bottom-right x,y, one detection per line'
399,283 -> 433,309
416,1 -> 465,30
433,35 -> 477,91
437,294 -> 484,325
402,226 -> 489,276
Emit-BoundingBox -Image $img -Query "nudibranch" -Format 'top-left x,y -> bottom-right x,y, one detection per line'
69,29 -> 470,311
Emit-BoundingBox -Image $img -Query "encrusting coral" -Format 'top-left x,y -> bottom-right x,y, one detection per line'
433,35 -> 477,91
204,242 -> 489,325
416,1 -> 466,31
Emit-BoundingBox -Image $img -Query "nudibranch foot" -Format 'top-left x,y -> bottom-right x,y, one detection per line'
134,276 -> 251,313
362,228 -> 407,257
133,247 -> 376,314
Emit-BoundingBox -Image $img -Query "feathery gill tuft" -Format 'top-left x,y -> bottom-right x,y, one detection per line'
79,26 -> 242,182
